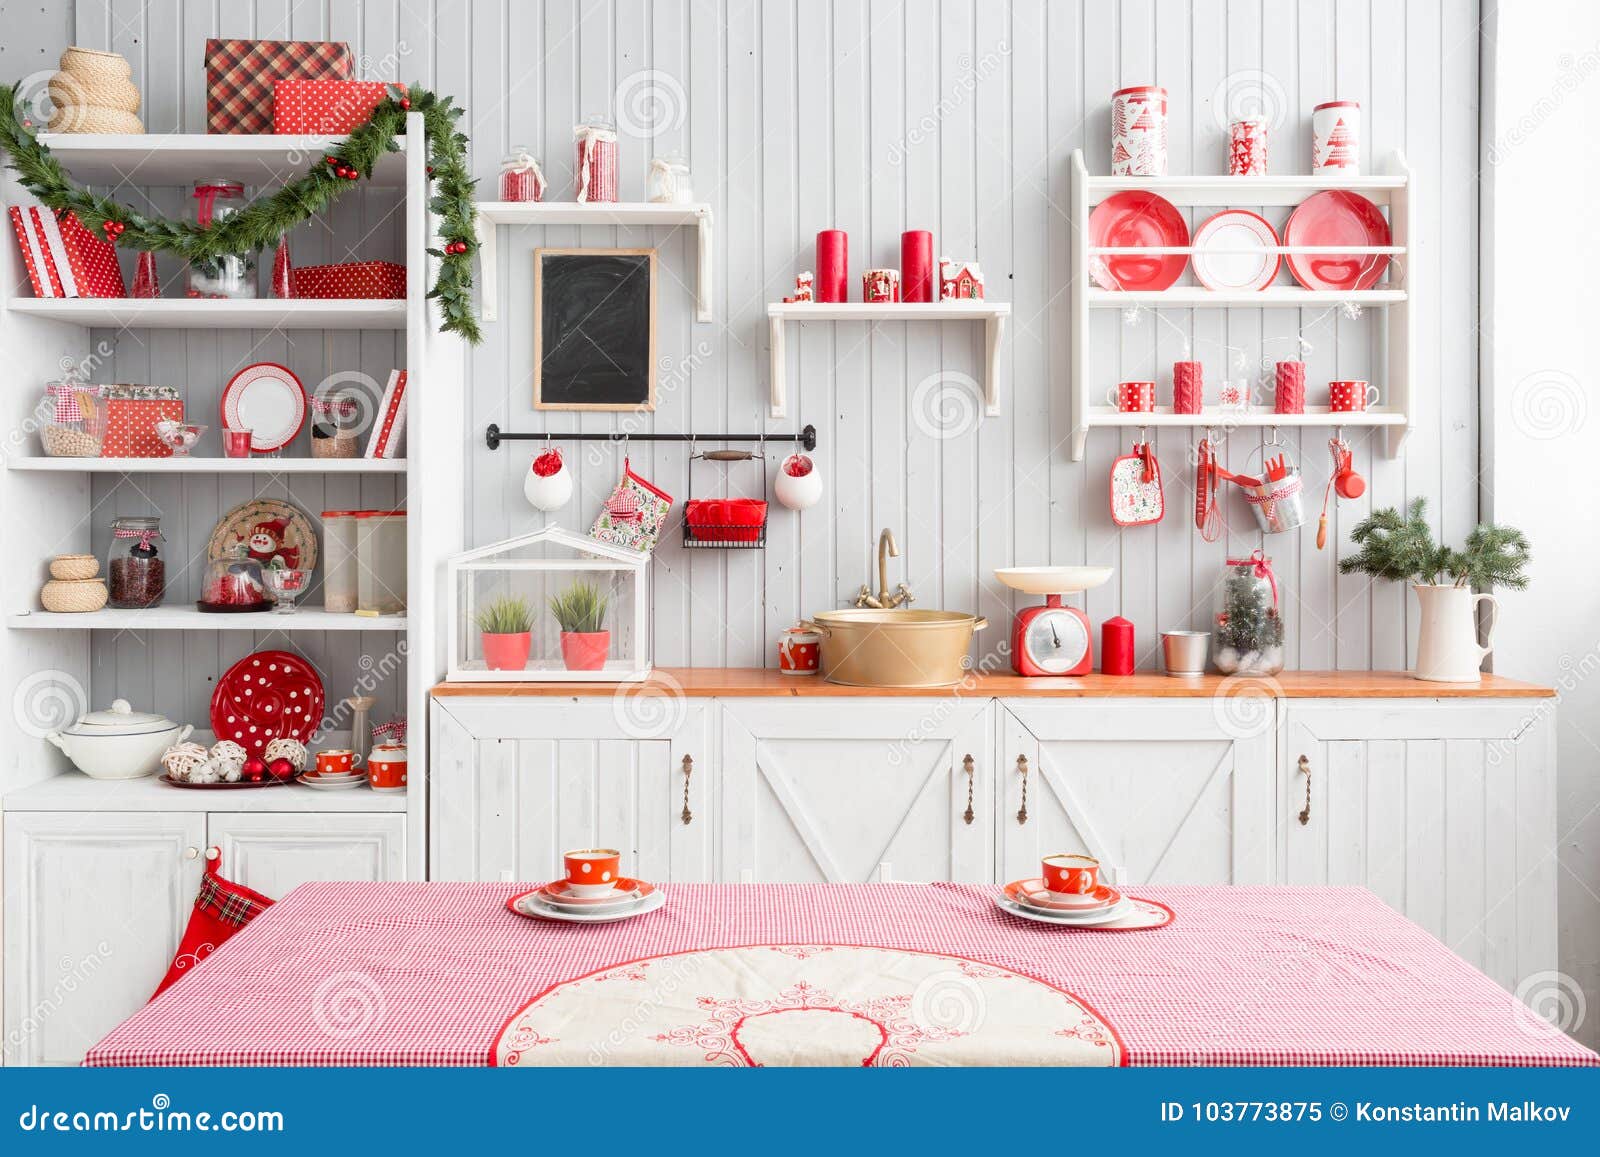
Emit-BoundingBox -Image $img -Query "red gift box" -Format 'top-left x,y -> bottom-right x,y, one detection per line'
9,207 -> 56,297
205,38 -> 352,135
290,260 -> 405,299
49,211 -> 127,298
272,79 -> 388,134
102,399 -> 184,458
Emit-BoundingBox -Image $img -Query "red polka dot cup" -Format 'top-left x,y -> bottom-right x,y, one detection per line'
1328,380 -> 1380,412
314,749 -> 359,776
563,848 -> 623,898
1107,381 -> 1157,413
1041,853 -> 1100,898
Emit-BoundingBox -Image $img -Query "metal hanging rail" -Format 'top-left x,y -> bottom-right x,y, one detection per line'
484,423 -> 817,452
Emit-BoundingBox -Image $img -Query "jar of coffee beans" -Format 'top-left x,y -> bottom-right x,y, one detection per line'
106,516 -> 166,609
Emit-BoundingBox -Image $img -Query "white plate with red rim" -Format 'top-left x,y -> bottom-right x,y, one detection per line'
1004,879 -> 1123,912
1191,209 -> 1281,292
537,877 -> 654,909
221,362 -> 308,453
508,887 -> 664,924
993,893 -> 1132,927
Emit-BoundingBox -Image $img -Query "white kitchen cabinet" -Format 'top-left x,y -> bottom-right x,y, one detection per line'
1280,700 -> 1556,993
208,813 -> 406,896
719,699 -> 993,883
429,697 -> 713,883
2,811 -> 203,1066
996,700 -> 1277,887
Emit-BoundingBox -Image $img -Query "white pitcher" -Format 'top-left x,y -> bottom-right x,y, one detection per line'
1412,584 -> 1498,682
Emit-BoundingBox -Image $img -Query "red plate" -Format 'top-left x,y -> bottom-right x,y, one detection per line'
1283,191 -> 1391,291
1088,191 -> 1188,291
209,649 -> 325,761
221,362 -> 308,453
537,878 -> 655,907
1191,210 -> 1281,292
1004,878 -> 1123,912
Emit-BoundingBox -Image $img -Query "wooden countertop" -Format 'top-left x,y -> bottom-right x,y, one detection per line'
433,668 -> 1554,699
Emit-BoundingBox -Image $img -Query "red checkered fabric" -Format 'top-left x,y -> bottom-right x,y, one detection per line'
84,884 -> 1599,1067
204,39 -> 352,135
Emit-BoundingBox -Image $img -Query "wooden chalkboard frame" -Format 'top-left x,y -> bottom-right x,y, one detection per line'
533,247 -> 658,411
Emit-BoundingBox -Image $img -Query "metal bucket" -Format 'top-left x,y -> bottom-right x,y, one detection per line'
1240,469 -> 1306,534
806,609 -> 988,688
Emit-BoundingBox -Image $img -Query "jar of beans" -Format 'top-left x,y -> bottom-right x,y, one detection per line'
39,381 -> 105,457
106,516 -> 166,609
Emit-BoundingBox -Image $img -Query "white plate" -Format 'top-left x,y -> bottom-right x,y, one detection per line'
511,889 -> 665,924
993,895 -> 1131,926
1191,209 -> 1281,292
222,362 -> 308,453
296,774 -> 366,791
994,566 -> 1114,595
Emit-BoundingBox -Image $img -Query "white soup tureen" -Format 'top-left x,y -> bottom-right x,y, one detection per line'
47,699 -> 193,780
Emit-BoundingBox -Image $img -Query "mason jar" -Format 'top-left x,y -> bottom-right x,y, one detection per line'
106,515 -> 166,609
188,179 -> 256,299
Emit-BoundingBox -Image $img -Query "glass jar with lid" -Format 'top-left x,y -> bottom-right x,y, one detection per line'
499,146 -> 546,202
355,510 -> 407,616
647,151 -> 694,203
106,515 -> 166,609
39,380 -> 105,457
188,179 -> 256,299
1211,554 -> 1285,676
321,510 -> 361,613
573,114 -> 618,202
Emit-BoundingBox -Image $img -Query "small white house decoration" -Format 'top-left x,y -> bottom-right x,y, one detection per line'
446,524 -> 650,682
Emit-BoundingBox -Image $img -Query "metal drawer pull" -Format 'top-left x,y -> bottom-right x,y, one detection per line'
681,754 -> 694,826
1016,755 -> 1029,825
1297,754 -> 1312,826
184,846 -> 220,862
962,754 -> 975,825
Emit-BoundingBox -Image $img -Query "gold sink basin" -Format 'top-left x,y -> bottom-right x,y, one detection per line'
806,609 -> 989,688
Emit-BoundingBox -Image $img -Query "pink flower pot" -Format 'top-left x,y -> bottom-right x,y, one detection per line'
559,630 -> 610,671
481,631 -> 531,671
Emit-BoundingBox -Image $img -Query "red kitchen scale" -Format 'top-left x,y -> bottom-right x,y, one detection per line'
995,567 -> 1114,677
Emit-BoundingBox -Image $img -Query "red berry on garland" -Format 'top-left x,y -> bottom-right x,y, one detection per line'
266,757 -> 295,781
399,97 -> 411,110
241,756 -> 268,783
325,155 -> 338,166
426,166 -> 435,176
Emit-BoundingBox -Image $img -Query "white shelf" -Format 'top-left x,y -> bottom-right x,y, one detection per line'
766,301 -> 1011,420
474,200 -> 714,323
1085,171 -> 1407,206
7,298 -> 406,330
9,606 -> 407,632
7,455 -> 406,474
35,132 -> 408,188
4,772 -> 407,813
1088,287 -> 1406,307
1085,406 -> 1407,429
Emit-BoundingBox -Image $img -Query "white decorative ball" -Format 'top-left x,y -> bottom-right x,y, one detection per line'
264,736 -> 308,772
161,741 -> 209,782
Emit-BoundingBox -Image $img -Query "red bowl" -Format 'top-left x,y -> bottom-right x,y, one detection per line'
686,499 -> 767,543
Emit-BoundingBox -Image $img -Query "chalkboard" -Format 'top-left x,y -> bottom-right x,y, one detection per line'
533,248 -> 657,411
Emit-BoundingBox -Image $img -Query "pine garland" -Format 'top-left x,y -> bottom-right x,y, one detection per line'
1339,498 -> 1531,590
0,82 -> 480,344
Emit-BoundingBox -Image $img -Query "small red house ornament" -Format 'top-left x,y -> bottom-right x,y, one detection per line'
938,257 -> 985,301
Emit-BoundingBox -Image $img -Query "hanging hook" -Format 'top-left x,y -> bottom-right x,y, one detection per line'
1266,426 -> 1281,447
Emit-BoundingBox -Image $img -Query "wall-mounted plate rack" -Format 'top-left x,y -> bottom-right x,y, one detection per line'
1067,148 -> 1414,460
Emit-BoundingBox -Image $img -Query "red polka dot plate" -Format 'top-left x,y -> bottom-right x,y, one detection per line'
209,650 -> 325,760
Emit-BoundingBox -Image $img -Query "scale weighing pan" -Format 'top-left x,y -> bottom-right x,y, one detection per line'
994,566 -> 1114,595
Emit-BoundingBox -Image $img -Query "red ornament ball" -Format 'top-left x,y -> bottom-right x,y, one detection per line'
266,757 -> 295,781
399,97 -> 411,110
324,155 -> 338,166
241,756 -> 268,783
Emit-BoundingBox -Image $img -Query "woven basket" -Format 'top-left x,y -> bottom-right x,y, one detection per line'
47,104 -> 144,134
49,554 -> 99,581
57,46 -> 133,82
41,577 -> 108,613
47,47 -> 142,133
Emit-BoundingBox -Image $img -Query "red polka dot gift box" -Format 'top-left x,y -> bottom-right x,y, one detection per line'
271,79 -> 389,135
290,260 -> 406,300
98,385 -> 184,459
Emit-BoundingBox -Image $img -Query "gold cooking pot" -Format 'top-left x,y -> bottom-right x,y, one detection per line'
804,609 -> 989,688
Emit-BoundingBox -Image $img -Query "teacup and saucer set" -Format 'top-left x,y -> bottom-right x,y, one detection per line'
296,748 -> 366,791
508,848 -> 665,924
995,854 -> 1135,928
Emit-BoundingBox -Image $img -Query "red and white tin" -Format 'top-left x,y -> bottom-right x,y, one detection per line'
1111,85 -> 1168,176
574,115 -> 619,203
778,624 -> 821,675
1311,101 -> 1360,174
862,268 -> 900,303
1229,117 -> 1267,176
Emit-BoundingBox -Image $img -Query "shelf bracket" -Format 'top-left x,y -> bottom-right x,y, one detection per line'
695,207 -> 714,323
769,313 -> 787,419
984,313 -> 1005,417
475,211 -> 499,322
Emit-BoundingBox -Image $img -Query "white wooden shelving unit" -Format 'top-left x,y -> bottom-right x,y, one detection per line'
765,300 -> 1010,420
473,200 -> 713,323
0,123 -> 464,880
1067,148 -> 1414,460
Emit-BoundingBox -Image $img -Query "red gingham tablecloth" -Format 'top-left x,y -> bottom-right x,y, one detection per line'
84,883 -> 1599,1067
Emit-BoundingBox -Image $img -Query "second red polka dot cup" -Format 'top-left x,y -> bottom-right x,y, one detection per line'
563,848 -> 623,897
1329,380 -> 1379,412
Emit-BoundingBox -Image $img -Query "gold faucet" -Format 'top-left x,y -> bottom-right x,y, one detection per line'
855,528 -> 915,609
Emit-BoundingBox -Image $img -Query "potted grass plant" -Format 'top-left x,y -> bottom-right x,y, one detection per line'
475,595 -> 535,671
549,581 -> 610,671
1338,498 -> 1530,682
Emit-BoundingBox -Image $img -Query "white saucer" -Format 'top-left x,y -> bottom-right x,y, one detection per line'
511,889 -> 665,924
296,774 -> 366,791
994,895 -> 1131,926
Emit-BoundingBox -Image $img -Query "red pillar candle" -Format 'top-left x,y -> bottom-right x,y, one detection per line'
816,229 -> 848,302
1101,616 -> 1135,675
1173,361 -> 1203,414
1274,361 -> 1306,414
901,229 -> 934,302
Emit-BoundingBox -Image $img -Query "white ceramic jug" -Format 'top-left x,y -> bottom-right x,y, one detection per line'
1412,584 -> 1497,682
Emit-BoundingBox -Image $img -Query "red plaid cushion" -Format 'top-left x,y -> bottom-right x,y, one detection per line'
204,38 -> 353,135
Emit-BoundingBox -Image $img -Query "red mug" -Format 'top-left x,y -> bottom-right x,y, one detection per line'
1329,380 -> 1379,412
563,848 -> 622,897
367,743 -> 407,790
314,749 -> 360,776
1108,381 -> 1156,413
1041,853 -> 1099,897
778,624 -> 821,675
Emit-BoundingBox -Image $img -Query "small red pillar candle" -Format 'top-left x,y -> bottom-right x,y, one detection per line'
901,229 -> 934,302
1101,616 -> 1135,675
1173,361 -> 1203,414
816,229 -> 848,302
1274,360 -> 1306,414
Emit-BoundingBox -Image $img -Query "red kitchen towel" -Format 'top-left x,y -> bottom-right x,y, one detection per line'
291,260 -> 405,299
49,210 -> 126,298
205,38 -> 353,135
272,79 -> 388,134
10,207 -> 57,297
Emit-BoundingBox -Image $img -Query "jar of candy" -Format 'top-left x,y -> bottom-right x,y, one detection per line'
188,179 -> 256,299
573,114 -> 618,203
647,151 -> 693,203
106,515 -> 166,609
499,147 -> 546,202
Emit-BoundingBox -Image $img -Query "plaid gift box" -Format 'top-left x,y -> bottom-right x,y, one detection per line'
272,79 -> 388,134
205,38 -> 352,135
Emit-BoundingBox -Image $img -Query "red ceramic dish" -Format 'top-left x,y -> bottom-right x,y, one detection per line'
1283,190 -> 1391,291
1088,191 -> 1188,291
210,649 -> 326,761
